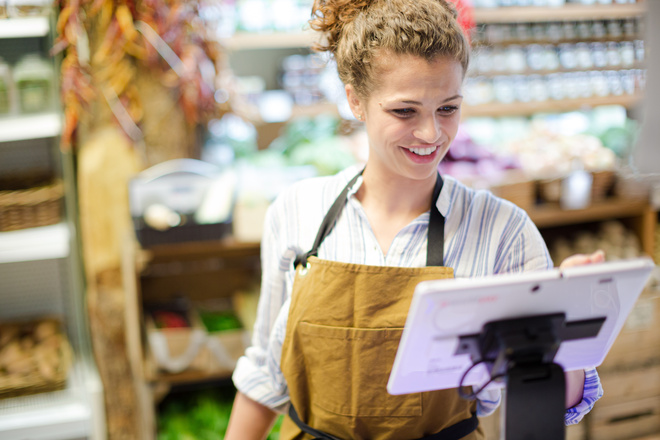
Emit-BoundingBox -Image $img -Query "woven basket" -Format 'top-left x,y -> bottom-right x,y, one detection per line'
591,170 -> 615,201
0,319 -> 73,399
0,180 -> 64,232
490,178 -> 536,211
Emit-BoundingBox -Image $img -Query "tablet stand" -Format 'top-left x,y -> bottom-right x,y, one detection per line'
457,313 -> 605,440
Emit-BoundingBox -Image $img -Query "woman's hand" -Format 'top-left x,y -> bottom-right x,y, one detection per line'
559,249 -> 606,269
559,249 -> 606,408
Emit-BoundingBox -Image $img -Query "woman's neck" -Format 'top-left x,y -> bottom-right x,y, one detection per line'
355,167 -> 437,255
357,167 -> 436,217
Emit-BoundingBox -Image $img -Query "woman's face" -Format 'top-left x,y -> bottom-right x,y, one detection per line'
347,53 -> 464,183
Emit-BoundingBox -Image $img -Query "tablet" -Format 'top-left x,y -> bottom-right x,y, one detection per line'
387,257 -> 655,396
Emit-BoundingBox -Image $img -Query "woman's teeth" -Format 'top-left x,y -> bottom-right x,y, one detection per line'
408,146 -> 437,156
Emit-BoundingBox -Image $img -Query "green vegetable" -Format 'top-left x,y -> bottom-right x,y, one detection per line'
199,310 -> 243,333
157,389 -> 284,439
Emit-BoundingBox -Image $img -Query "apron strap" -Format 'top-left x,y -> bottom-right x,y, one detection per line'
294,170 -> 363,268
295,171 -> 446,268
289,405 -> 478,440
288,405 -> 343,440
427,173 -> 445,267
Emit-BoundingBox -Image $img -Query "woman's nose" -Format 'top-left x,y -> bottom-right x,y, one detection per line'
413,116 -> 441,144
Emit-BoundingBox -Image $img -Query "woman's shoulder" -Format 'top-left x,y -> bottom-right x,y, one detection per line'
269,166 -> 361,218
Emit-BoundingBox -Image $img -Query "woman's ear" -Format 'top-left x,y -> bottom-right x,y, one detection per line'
345,84 -> 364,121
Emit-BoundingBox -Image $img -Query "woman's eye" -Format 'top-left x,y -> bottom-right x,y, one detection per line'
392,108 -> 415,117
438,106 -> 459,115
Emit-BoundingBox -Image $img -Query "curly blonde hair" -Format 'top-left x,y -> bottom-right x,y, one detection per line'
310,0 -> 470,99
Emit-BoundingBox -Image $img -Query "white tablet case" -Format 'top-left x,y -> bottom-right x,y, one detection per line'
387,258 -> 655,395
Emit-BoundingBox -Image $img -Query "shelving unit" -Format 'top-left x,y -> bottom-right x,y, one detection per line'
463,93 -> 641,118
473,3 -> 645,23
0,16 -> 50,39
0,113 -> 62,142
0,13 -> 105,440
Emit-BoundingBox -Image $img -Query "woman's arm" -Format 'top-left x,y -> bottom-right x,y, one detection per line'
560,250 -> 606,409
225,392 -> 278,440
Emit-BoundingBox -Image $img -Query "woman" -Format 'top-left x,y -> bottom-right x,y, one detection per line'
227,1 -> 603,438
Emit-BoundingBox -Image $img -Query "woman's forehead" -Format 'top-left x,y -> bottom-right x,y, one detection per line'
369,53 -> 464,102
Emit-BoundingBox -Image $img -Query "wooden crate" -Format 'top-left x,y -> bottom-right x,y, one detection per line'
589,396 -> 660,440
599,291 -> 660,372
598,365 -> 660,408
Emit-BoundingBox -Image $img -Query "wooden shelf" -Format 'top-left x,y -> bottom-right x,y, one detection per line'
462,93 -> 641,118
222,30 -> 317,50
473,4 -> 646,24
468,62 -> 645,79
0,113 -> 62,142
0,16 -> 49,39
147,369 -> 233,386
529,197 -> 657,260
528,198 -> 650,229
140,239 -> 260,262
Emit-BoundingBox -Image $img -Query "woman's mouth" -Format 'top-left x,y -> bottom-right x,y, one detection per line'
402,145 -> 440,163
408,146 -> 437,156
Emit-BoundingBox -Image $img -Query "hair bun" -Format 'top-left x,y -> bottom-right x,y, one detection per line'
309,0 -> 374,53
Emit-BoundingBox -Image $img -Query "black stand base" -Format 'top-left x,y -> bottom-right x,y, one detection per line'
506,363 -> 566,440
457,313 -> 605,440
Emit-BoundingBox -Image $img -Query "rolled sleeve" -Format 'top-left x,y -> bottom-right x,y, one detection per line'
232,298 -> 291,412
565,367 -> 603,425
232,201 -> 297,410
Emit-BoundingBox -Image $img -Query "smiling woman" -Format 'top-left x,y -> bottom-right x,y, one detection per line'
225,1 -> 603,439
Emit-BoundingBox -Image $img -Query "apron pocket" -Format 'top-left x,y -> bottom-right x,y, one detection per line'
298,321 -> 422,418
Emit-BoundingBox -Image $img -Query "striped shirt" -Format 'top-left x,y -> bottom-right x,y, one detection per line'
232,166 -> 603,425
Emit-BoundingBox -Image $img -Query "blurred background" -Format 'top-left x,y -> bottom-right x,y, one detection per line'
0,0 -> 659,439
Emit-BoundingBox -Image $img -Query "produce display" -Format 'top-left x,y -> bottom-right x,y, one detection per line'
158,388 -> 283,440
548,220 -> 643,266
198,310 -> 243,333
0,318 -> 72,397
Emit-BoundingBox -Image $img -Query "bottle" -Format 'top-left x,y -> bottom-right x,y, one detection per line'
13,54 -> 54,113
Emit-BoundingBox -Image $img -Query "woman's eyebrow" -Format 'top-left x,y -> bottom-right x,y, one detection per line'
389,95 -> 464,106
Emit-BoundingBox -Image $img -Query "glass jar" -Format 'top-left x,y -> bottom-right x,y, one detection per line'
527,44 -> 546,70
606,20 -> 622,38
475,47 -> 493,74
547,73 -> 564,100
0,57 -> 11,115
493,76 -> 516,104
562,22 -> 577,41
620,41 -> 636,67
606,42 -> 622,67
574,43 -> 592,69
559,44 -> 578,70
13,54 -> 54,114
606,70 -> 623,96
515,23 -> 531,42
590,71 -> 610,97
543,45 -> 560,71
576,21 -> 592,40
634,40 -> 645,62
0,0 -> 7,18
528,74 -> 548,101
620,70 -> 635,95
506,45 -> 527,73
513,75 -> 532,103
590,42 -> 608,68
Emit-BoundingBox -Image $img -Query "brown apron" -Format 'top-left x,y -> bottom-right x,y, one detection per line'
279,172 -> 482,440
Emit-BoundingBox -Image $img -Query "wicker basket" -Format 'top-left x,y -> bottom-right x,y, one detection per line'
591,170 -> 616,201
0,180 -> 64,232
0,318 -> 73,399
489,173 -> 536,211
